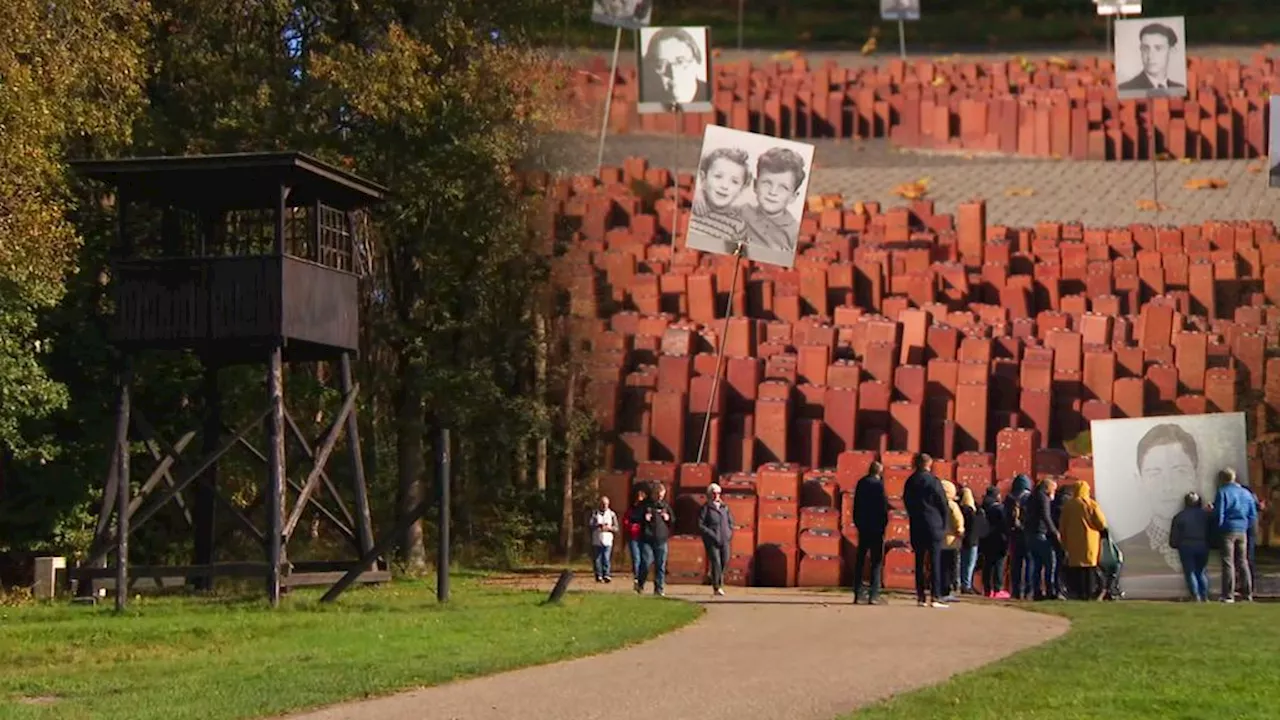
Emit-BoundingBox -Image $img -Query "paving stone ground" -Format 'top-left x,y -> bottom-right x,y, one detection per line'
531,133 -> 1280,228
278,582 -> 1068,720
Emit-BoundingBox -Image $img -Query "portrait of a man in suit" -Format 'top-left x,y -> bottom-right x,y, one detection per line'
1116,21 -> 1186,97
639,27 -> 710,108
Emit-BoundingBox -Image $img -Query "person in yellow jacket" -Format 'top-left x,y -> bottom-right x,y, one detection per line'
1060,481 -> 1109,600
939,480 -> 965,599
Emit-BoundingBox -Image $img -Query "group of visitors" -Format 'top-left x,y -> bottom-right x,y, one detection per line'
589,479 -> 736,597
852,453 -> 1262,608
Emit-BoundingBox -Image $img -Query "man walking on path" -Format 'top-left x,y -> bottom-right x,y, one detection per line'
852,461 -> 890,605
588,495 -> 619,583
640,483 -> 675,597
903,453 -> 950,608
698,482 -> 734,596
1214,467 -> 1258,603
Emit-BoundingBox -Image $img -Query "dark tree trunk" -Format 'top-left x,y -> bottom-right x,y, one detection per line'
394,355 -> 428,571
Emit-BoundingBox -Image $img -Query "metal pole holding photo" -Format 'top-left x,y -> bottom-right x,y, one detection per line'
671,103 -> 683,243
1149,96 -> 1161,225
898,17 -> 907,60
595,27 -> 624,175
738,0 -> 745,50
695,241 -> 747,465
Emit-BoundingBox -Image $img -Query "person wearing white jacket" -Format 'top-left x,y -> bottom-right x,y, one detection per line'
589,496 -> 620,583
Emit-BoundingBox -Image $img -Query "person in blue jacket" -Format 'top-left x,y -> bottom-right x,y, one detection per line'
1213,467 -> 1258,603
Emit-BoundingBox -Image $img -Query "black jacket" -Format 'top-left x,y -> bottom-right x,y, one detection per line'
1024,487 -> 1059,539
960,505 -> 978,549
698,501 -> 734,546
902,470 -> 947,541
643,500 -> 674,544
853,473 -> 891,537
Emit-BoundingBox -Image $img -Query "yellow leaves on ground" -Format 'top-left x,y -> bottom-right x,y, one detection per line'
806,194 -> 845,213
861,37 -> 877,56
1155,152 -> 1173,161
711,48 -> 722,59
892,177 -> 931,200
1004,187 -> 1036,197
1183,177 -> 1229,190
1135,199 -> 1170,211
1178,157 -> 1195,164
1046,56 -> 1071,69
1247,163 -> 1264,173
931,76 -> 946,86
771,50 -> 800,61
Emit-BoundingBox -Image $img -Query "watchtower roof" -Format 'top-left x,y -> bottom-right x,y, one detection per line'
70,151 -> 389,211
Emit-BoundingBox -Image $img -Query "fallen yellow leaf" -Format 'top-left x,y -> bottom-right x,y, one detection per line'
1183,177 -> 1229,190
1005,187 -> 1036,197
1135,199 -> 1170,211
771,50 -> 800,61
861,37 -> 877,56
931,76 -> 945,86
1047,56 -> 1071,68
1178,157 -> 1195,164
1247,163 -> 1263,173
1156,152 -> 1173,161
892,177 -> 932,200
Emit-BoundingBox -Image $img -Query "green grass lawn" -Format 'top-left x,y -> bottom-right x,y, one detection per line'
0,575 -> 700,720
850,601 -> 1279,720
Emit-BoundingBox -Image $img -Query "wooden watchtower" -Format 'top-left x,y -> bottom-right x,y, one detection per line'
69,152 -> 389,608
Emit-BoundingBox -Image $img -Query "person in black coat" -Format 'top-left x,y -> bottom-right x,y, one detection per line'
902,453 -> 950,608
698,482 -> 735,597
979,486 -> 1009,597
852,461 -> 890,605
1025,478 -> 1064,601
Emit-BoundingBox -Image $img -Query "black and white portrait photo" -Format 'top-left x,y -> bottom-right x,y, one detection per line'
880,0 -> 921,21
590,0 -> 652,30
1270,95 -> 1280,188
1091,413 -> 1249,599
1094,0 -> 1142,16
1113,16 -> 1189,100
636,26 -> 714,115
684,125 -> 816,269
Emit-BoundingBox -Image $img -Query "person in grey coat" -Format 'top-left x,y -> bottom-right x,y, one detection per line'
699,483 -> 736,596
1170,491 -> 1212,602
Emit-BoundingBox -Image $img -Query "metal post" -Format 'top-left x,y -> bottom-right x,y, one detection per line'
596,28 -> 624,174
695,242 -> 746,465
1149,97 -> 1160,226
672,104 -> 682,243
898,18 -> 906,60
737,0 -> 745,50
437,427 -> 451,603
114,366 -> 132,612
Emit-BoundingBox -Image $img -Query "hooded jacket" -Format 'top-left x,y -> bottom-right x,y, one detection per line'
981,486 -> 1008,550
1003,474 -> 1033,537
940,480 -> 966,550
1060,483 -> 1108,567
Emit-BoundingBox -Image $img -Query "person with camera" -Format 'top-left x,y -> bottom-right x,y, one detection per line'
639,482 -> 675,597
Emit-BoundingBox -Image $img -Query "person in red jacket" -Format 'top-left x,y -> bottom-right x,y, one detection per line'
621,484 -> 650,590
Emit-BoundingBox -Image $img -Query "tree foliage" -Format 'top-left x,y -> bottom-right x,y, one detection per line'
2,0 -> 594,568
0,1 -> 150,461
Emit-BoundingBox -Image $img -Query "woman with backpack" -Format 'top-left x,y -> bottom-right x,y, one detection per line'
979,485 -> 1009,598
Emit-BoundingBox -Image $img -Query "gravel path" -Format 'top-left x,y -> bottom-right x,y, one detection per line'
278,583 -> 1068,720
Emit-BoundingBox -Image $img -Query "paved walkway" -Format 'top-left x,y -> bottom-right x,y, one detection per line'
280,584 -> 1067,720
532,134 -> 1280,227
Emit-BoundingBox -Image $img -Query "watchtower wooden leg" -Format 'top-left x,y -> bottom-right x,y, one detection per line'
266,346 -> 286,606
340,353 -> 376,558
114,366 -> 133,612
194,364 -> 220,590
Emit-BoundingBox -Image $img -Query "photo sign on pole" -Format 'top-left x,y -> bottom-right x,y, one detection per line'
684,125 -> 816,269
1095,0 -> 1142,16
591,0 -> 652,29
880,0 -> 920,59
636,26 -> 715,115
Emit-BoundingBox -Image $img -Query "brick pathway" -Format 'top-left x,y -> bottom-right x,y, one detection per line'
532,133 -> 1280,227
278,585 -> 1067,720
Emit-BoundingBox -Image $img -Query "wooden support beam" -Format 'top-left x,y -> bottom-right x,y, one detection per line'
283,384 -> 359,539
227,427 -> 359,550
129,430 -> 197,520
283,412 -> 357,529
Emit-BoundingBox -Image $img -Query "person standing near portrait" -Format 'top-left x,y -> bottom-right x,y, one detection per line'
1169,491 -> 1212,602
1025,478 -> 1064,601
1213,468 -> 1257,603
852,461 -> 890,605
